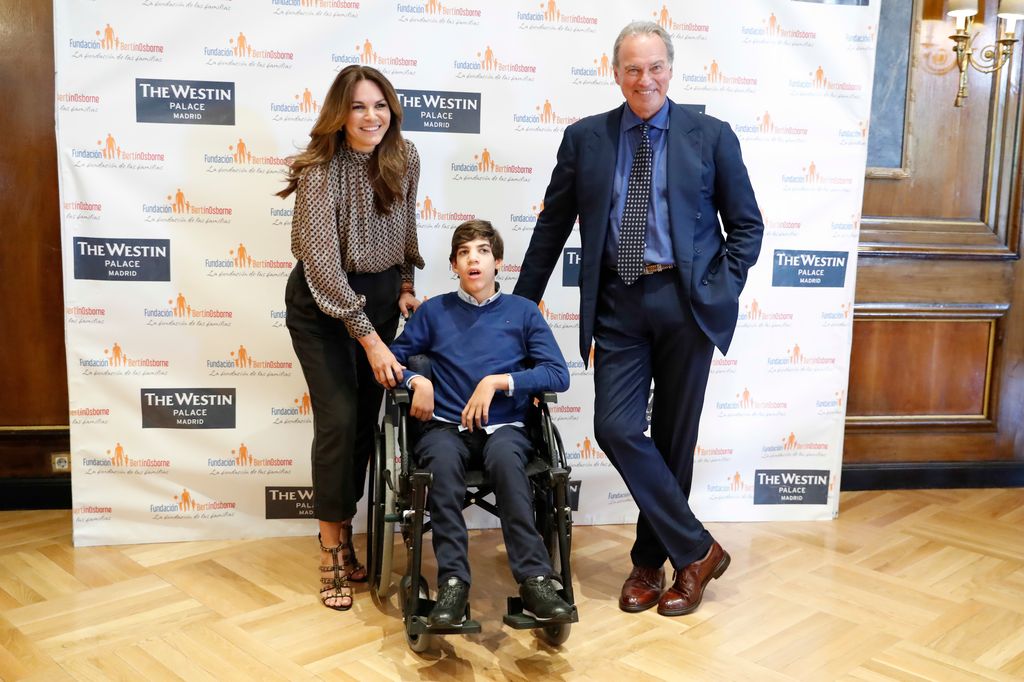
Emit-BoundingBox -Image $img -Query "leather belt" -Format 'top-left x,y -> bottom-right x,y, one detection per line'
643,263 -> 676,275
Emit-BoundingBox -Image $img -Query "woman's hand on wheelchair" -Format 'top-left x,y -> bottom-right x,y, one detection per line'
398,292 -> 421,318
408,376 -> 434,421
359,331 -> 404,388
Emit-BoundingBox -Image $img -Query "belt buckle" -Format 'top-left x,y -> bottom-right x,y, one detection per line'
643,263 -> 674,275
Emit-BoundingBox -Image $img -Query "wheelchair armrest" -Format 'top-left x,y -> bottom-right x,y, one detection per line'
537,391 -> 558,404
392,387 -> 411,405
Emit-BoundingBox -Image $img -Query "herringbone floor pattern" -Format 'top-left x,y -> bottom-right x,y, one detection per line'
2,489 -> 1024,680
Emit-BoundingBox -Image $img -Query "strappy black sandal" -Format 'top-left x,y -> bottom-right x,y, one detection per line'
339,520 -> 368,583
319,534 -> 354,611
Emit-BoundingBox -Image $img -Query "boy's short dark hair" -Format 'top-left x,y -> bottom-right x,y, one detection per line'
449,219 -> 504,262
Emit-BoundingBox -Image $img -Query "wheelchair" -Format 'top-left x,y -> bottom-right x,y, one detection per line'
365,376 -> 578,652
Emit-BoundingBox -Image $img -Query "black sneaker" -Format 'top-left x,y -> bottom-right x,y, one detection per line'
429,577 -> 469,626
519,576 -> 572,622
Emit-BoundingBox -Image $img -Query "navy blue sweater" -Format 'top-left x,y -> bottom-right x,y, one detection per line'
390,292 -> 569,425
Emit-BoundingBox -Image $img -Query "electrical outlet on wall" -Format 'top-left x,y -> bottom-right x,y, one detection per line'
51,453 -> 71,473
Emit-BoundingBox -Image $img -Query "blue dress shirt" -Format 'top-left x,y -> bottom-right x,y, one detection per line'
605,99 -> 673,269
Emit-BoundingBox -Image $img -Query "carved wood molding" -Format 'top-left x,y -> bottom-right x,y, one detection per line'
861,2 -> 1024,259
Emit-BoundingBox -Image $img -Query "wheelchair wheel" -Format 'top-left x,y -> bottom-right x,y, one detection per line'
367,416 -> 398,606
399,575 -> 433,653
540,622 -> 571,646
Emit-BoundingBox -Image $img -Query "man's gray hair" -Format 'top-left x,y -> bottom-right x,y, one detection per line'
612,21 -> 674,69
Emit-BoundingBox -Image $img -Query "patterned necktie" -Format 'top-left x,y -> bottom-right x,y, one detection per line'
617,122 -> 652,285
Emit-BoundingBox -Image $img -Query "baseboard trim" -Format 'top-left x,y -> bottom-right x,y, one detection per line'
841,461 -> 1024,490
0,477 -> 71,510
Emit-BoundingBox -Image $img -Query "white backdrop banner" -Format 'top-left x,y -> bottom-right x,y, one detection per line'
56,0 -> 880,545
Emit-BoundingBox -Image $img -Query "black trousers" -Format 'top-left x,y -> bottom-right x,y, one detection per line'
415,421 -> 552,585
593,268 -> 715,570
285,261 -> 400,521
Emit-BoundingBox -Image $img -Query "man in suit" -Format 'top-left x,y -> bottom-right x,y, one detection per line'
514,21 -> 763,616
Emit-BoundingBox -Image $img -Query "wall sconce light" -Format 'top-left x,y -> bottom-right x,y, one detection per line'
948,0 -> 1024,106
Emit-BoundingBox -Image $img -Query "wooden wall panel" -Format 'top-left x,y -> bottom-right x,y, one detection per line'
0,0 -> 70,471
850,0 -> 1024,469
862,9 -> 994,220
847,319 -> 992,418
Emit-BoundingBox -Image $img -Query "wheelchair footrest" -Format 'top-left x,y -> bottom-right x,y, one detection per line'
406,600 -> 483,636
502,596 -> 579,630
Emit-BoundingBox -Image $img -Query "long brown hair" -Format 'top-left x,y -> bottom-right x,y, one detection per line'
277,65 -> 407,213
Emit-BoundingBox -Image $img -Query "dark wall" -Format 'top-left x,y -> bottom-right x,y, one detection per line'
0,0 -> 71,477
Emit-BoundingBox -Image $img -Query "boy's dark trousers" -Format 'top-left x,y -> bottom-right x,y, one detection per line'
415,420 -> 552,586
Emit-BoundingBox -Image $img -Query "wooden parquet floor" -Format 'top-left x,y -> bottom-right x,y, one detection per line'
2,489 -> 1024,681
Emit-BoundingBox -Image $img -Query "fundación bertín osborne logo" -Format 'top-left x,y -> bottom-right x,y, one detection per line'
416,194 -> 477,230
203,138 -> 289,175
780,160 -> 855,193
331,38 -> 417,76
207,344 -> 294,376
652,3 -> 710,40
566,435 -> 610,468
152,488 -> 236,519
453,45 -> 538,81
695,444 -> 734,463
513,98 -> 582,132
733,111 -> 809,143
516,1 -> 599,32
271,392 -> 313,424
705,471 -> 754,500
537,299 -> 580,329
208,443 -> 293,475
766,342 -> 838,374
144,292 -> 233,327
450,147 -> 534,182
136,78 -> 235,125
63,308 -> 96,327
70,133 -> 165,170
740,12 -> 816,46
510,200 -> 544,232
569,52 -> 614,85
68,23 -> 165,62
58,91 -> 101,114
80,442 -> 170,475
271,0 -> 360,19
70,406 -> 110,426
203,31 -> 294,69
789,66 -> 863,98
204,242 -> 293,278
715,387 -> 788,417
64,199 -> 102,222
396,0 -> 481,24
73,237 -> 170,282
79,342 -> 169,377
143,187 -> 232,224
821,302 -> 853,328
269,86 -> 323,122
737,298 -> 794,328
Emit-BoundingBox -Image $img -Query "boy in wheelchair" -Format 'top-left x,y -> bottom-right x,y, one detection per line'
389,219 -> 573,627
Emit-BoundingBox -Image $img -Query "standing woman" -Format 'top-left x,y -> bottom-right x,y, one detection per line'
278,65 -> 423,611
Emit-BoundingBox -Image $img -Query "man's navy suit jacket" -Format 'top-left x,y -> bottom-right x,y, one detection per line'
514,99 -> 765,362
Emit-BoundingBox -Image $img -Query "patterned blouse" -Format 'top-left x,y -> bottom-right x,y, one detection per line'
290,140 -> 424,338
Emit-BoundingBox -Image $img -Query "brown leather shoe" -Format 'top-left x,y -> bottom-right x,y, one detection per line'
657,541 -> 730,617
618,565 -> 665,613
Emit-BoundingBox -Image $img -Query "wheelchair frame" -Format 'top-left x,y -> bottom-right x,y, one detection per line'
366,388 -> 578,652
